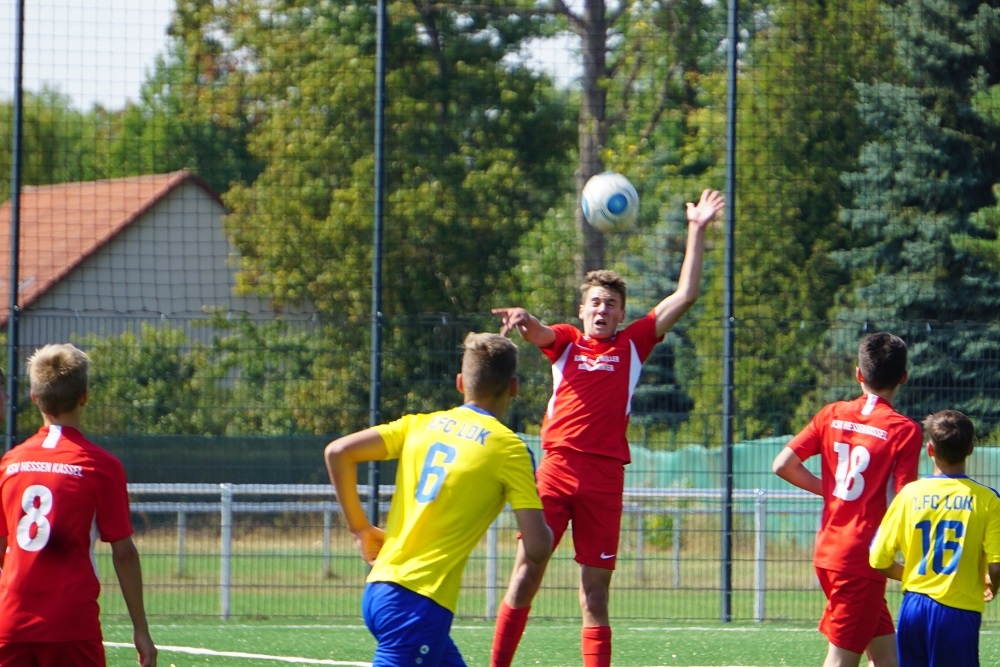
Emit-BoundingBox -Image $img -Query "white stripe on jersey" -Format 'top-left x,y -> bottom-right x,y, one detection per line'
41,425 -> 62,449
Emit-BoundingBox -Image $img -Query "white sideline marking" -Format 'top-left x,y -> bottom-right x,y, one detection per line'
104,642 -> 371,666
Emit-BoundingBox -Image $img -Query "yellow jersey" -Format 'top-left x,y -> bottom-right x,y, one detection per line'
870,475 -> 1000,612
369,405 -> 542,612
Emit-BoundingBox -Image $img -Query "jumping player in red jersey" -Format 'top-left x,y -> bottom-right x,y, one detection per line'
772,332 -> 923,667
490,188 -> 725,667
0,344 -> 156,667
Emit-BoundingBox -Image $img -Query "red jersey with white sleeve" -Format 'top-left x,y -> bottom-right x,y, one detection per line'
787,394 -> 922,580
0,425 -> 134,642
538,311 -> 663,464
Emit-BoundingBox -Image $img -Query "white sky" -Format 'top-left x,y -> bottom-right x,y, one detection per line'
0,0 -> 577,112
0,0 -> 175,110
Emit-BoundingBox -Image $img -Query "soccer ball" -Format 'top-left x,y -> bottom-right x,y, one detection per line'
580,172 -> 639,232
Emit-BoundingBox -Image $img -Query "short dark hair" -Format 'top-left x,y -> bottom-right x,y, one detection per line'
461,333 -> 518,398
857,332 -> 908,391
922,410 -> 974,464
580,270 -> 628,309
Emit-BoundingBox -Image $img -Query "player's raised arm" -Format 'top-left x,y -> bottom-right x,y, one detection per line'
325,429 -> 389,564
492,307 -> 557,347
653,189 -> 725,337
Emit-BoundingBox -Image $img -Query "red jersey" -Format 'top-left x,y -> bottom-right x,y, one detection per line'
0,426 -> 134,642
787,394 -> 922,580
538,311 -> 663,463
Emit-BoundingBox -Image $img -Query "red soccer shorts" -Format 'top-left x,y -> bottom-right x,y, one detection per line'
0,639 -> 105,667
535,449 -> 624,569
815,567 -> 895,654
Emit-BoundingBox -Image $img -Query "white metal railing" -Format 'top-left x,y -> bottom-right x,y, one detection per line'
127,483 -> 821,620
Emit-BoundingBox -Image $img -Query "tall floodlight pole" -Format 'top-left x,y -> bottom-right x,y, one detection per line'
6,0 -> 26,451
720,0 -> 738,622
367,0 -> 388,525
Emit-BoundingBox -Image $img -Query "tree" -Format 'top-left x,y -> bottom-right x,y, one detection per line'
677,0 -> 899,444
834,0 -> 1000,432
180,0 -> 575,419
0,88 -> 95,200
102,2 -> 263,195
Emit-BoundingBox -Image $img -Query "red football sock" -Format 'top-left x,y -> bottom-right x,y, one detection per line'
491,601 -> 531,667
581,625 -> 612,667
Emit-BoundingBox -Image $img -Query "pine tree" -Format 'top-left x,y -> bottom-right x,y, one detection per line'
834,0 -> 1000,432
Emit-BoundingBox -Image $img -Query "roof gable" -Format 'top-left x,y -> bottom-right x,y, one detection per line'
0,171 -> 224,317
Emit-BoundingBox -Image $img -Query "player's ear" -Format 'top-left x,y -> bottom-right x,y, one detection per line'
855,367 -> 864,384
509,376 -> 519,398
898,370 -> 908,385
456,373 -> 465,394
79,390 -> 88,408
926,441 -> 935,459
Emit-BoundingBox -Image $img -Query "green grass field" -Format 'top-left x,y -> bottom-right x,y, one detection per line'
94,523 -> 1000,665
100,618 -> 1000,667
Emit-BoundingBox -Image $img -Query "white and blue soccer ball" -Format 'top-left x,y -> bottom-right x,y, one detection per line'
580,171 -> 639,232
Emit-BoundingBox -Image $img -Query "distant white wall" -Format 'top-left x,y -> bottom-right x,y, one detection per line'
20,180 -> 314,348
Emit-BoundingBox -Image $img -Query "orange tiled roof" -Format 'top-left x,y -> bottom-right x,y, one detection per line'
0,171 -> 222,322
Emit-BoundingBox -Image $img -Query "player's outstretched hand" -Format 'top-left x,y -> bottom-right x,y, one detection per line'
686,189 -> 725,229
492,307 -> 532,338
354,525 -> 386,565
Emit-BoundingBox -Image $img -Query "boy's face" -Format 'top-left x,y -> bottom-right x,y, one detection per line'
579,286 -> 625,339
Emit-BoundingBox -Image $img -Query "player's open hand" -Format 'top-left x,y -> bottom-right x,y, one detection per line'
353,525 -> 385,565
686,189 -> 725,229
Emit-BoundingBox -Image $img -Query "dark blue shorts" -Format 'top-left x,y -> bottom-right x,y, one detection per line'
897,592 -> 981,667
362,581 -> 465,667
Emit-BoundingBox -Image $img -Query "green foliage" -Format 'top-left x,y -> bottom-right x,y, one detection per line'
643,512 -> 676,549
79,324 -> 222,435
681,0 -> 898,445
834,0 -> 1000,432
0,89 -> 97,199
218,0 -> 572,320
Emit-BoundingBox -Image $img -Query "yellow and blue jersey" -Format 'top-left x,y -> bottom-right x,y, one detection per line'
369,404 -> 542,613
870,475 -> 1000,612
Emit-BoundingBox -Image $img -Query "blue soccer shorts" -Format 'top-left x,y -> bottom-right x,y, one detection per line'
362,581 -> 465,667
896,591 -> 981,667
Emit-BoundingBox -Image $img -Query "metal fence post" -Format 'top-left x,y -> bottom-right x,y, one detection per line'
486,517 -> 499,619
754,489 -> 766,622
672,513 -> 682,587
635,505 -> 645,582
177,510 -> 186,577
323,509 -> 333,577
220,483 -> 233,620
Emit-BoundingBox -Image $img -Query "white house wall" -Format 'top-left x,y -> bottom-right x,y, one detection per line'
19,180 -> 314,348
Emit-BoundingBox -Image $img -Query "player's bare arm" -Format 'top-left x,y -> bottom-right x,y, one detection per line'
514,508 -> 554,565
873,561 -> 903,582
110,537 -> 157,667
987,564 -> 1000,602
772,446 -> 823,496
492,307 -> 557,347
325,429 -> 390,564
653,189 -> 725,337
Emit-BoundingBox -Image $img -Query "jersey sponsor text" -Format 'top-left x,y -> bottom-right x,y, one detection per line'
5,461 -> 84,477
830,419 -> 888,440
